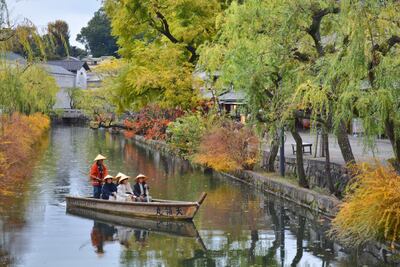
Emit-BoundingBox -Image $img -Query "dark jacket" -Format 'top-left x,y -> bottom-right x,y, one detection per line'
101,183 -> 117,200
133,182 -> 149,198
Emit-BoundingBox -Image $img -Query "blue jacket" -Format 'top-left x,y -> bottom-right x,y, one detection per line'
101,183 -> 117,200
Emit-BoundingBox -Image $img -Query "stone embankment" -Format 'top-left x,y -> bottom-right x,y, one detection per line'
131,135 -> 340,217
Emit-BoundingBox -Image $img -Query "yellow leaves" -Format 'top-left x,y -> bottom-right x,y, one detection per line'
114,42 -> 196,110
92,58 -> 124,78
331,162 -> 400,247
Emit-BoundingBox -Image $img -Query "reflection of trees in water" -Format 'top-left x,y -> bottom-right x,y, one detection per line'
0,134 -> 51,266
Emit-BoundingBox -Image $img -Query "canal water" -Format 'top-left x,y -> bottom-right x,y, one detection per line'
0,126 -> 392,267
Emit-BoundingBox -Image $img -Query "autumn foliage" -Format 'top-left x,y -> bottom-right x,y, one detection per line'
0,113 -> 50,194
123,105 -> 184,140
331,163 -> 400,248
194,120 -> 259,172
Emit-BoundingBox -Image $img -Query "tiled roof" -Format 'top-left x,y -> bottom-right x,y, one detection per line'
219,91 -> 245,102
0,51 -> 26,64
47,59 -> 90,72
42,64 -> 75,76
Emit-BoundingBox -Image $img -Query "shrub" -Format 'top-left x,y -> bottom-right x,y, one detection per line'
330,163 -> 400,248
0,113 -> 50,194
194,120 -> 259,172
123,105 -> 184,140
166,113 -> 214,158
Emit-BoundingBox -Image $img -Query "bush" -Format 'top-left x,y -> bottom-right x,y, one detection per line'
123,105 -> 184,140
194,120 -> 259,172
166,113 -> 214,158
330,163 -> 400,248
0,113 -> 50,194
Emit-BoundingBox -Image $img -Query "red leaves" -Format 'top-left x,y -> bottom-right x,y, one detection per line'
123,105 -> 184,140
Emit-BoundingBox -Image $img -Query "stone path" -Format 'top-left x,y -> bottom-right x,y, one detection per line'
264,131 -> 394,165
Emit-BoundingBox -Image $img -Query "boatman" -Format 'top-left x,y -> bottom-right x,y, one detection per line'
90,154 -> 108,199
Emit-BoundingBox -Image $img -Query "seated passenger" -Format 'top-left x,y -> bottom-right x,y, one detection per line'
116,173 -> 135,202
101,175 -> 117,200
133,174 -> 151,202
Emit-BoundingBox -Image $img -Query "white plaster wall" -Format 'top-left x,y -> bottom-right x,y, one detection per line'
75,67 -> 87,89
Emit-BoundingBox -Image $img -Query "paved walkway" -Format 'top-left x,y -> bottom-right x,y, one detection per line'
263,131 -> 394,165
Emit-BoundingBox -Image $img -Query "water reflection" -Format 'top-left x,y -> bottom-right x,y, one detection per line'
0,126 -> 396,266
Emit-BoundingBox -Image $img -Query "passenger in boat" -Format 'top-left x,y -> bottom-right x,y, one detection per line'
90,154 -> 108,199
133,174 -> 152,202
116,173 -> 135,202
101,175 -> 117,200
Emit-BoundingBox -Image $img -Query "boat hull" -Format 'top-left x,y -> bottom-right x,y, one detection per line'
67,206 -> 199,238
65,193 -> 206,221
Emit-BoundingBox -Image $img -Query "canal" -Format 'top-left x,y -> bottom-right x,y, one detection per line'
0,126 -> 391,266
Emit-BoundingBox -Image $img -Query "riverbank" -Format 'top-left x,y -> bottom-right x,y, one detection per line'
129,133 -> 400,265
130,134 -> 340,217
0,113 -> 50,195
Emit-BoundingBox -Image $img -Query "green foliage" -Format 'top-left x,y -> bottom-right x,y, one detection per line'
45,20 -> 70,59
166,112 -> 215,158
321,1 -> 400,161
77,8 -> 118,57
69,87 -> 116,118
103,0 -> 228,111
0,63 -> 58,115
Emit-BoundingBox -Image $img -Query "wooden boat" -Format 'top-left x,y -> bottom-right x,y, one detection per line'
67,206 -> 199,238
65,192 -> 207,221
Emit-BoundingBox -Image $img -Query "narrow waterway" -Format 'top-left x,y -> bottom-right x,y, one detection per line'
0,126 -> 391,267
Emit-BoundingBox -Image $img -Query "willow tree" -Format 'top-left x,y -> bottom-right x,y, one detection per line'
199,1 -> 299,175
200,0 -> 347,188
0,1 -> 58,115
103,0 -> 230,111
320,1 -> 400,169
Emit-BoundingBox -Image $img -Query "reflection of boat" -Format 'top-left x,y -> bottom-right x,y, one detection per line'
67,207 -> 199,238
65,192 -> 207,220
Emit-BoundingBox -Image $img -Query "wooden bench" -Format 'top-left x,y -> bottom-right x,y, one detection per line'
291,143 -> 312,155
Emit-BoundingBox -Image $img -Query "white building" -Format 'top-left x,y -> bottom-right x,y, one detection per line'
47,57 -> 91,89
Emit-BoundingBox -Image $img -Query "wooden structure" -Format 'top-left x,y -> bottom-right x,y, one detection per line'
65,192 -> 207,221
67,207 -> 199,238
291,143 -> 313,155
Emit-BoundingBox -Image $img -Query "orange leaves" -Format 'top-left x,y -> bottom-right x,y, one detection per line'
0,113 -> 50,194
331,162 -> 400,248
123,105 -> 184,140
194,120 -> 259,172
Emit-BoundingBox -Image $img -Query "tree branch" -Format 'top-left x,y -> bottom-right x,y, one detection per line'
306,7 -> 340,57
154,11 -> 198,63
374,35 -> 400,56
291,48 -> 311,62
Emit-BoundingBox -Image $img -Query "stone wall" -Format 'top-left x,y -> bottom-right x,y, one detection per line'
132,135 -> 340,217
262,150 -> 350,194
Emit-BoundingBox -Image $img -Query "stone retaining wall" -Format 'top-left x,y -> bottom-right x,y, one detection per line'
132,135 -> 340,217
130,134 -> 400,263
262,150 -> 350,194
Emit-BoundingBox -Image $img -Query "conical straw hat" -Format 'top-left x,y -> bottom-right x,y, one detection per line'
135,173 -> 147,181
94,154 -> 106,162
103,174 -> 114,181
118,174 -> 131,184
115,172 -> 125,179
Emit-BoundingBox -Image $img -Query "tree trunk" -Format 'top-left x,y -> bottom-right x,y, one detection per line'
322,127 -> 335,194
267,133 -> 280,172
291,128 -> 309,188
385,118 -> 400,171
291,216 -> 306,267
336,120 -> 355,165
